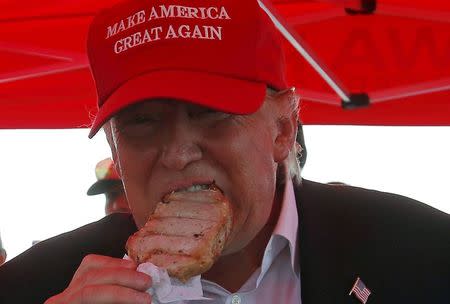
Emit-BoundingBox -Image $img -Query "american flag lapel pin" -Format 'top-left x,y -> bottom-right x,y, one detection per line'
349,277 -> 372,304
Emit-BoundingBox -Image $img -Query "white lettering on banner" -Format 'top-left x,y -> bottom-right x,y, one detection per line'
165,25 -> 178,39
147,5 -> 231,20
106,10 -> 146,38
165,25 -> 222,40
106,5 -> 231,54
159,5 -> 175,18
114,27 -> 163,54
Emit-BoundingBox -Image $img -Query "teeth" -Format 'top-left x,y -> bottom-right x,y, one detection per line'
176,184 -> 210,193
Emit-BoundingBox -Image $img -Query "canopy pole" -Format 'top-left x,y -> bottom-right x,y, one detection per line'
258,0 -> 351,104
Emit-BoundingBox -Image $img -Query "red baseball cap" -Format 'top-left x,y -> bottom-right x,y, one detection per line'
87,0 -> 288,138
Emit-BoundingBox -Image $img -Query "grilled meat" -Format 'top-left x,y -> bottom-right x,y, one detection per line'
126,186 -> 232,282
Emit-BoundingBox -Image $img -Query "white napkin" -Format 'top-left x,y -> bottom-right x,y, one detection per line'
124,255 -> 209,303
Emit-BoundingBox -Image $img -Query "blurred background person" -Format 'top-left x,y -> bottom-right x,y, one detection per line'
87,158 -> 130,215
0,232 -> 6,266
297,123 -> 307,170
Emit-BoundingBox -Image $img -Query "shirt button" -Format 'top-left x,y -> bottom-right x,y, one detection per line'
231,294 -> 241,304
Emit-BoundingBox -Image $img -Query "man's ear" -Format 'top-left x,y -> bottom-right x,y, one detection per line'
273,89 -> 298,163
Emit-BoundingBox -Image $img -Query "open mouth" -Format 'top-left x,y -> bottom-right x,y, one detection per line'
162,182 -> 222,203
174,183 -> 213,193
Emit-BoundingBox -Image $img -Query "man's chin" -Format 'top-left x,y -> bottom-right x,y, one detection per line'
219,230 -> 260,257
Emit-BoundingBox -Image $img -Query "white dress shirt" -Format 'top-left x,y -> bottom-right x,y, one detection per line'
185,178 -> 301,304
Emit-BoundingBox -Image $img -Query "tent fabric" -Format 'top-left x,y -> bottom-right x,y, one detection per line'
0,0 -> 449,129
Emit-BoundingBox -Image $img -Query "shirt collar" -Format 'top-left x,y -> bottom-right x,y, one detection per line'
272,175 -> 299,267
256,175 -> 300,286
200,174 -> 300,293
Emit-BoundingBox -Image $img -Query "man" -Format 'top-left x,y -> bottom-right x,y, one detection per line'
0,233 -> 6,266
0,0 -> 449,303
87,158 -> 130,215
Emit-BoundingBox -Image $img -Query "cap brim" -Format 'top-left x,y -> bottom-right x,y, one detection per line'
87,179 -> 123,196
89,70 -> 267,138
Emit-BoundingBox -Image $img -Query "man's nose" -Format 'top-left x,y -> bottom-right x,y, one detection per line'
160,121 -> 203,170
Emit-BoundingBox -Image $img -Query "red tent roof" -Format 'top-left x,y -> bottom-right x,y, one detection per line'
1,0 -> 449,129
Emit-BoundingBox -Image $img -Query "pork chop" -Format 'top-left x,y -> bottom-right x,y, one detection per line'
126,185 -> 232,282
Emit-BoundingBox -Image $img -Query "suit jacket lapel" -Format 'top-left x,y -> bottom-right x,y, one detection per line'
295,180 -> 370,304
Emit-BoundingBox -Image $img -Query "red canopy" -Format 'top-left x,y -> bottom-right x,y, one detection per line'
1,0 -> 449,129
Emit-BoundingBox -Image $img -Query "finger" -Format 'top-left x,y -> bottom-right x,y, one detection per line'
73,254 -> 136,279
72,284 -> 151,304
82,268 -> 152,292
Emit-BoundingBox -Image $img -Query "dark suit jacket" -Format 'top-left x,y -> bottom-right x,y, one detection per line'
0,180 -> 449,303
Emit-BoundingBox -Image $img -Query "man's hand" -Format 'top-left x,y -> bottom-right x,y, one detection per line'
45,254 -> 152,304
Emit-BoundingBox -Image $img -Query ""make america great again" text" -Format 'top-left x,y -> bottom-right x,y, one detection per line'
105,4 -> 231,54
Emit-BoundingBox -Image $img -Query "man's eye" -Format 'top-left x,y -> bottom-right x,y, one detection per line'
129,114 -> 159,125
114,114 -> 160,135
134,116 -> 150,124
189,109 -> 230,120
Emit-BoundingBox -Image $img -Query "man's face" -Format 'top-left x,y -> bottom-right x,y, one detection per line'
108,96 -> 290,254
